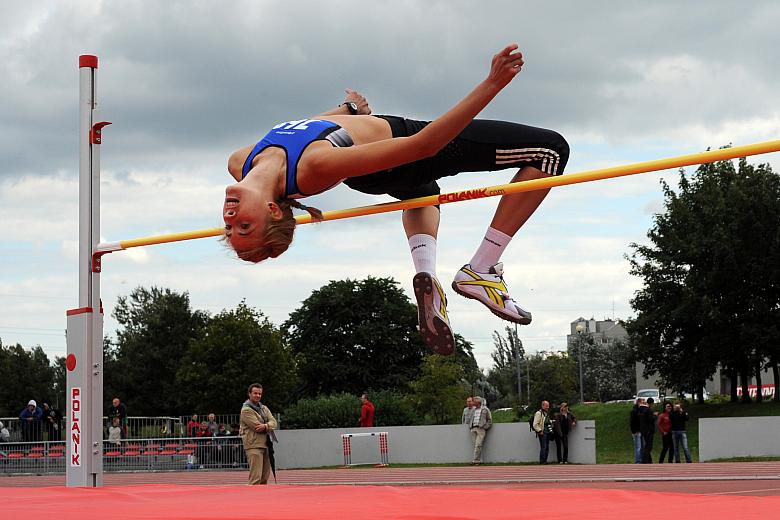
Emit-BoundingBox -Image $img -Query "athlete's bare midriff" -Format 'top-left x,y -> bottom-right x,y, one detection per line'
321,115 -> 393,145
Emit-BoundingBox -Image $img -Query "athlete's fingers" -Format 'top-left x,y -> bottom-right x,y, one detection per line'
508,55 -> 524,69
493,45 -> 522,67
499,43 -> 519,56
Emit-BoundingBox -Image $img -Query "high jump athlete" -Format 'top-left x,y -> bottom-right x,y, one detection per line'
223,44 -> 569,355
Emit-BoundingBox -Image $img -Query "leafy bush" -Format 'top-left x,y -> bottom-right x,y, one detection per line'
281,390 -> 418,430
490,409 -> 518,423
372,389 -> 417,427
281,393 -> 358,429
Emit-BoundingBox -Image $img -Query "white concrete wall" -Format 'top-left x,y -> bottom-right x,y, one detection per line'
273,421 -> 596,469
699,416 -> 780,461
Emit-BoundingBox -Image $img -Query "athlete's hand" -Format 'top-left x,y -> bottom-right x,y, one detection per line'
486,44 -> 524,90
344,88 -> 372,115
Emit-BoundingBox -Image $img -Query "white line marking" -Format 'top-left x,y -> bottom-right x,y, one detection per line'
705,487 -> 780,496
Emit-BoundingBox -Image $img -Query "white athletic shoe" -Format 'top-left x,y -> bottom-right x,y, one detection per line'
451,262 -> 532,325
412,272 -> 455,356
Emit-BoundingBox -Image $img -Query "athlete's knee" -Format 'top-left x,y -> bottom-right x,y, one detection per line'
550,130 -> 570,174
403,205 -> 440,213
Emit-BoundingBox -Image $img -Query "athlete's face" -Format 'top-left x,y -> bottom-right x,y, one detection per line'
224,182 -> 277,249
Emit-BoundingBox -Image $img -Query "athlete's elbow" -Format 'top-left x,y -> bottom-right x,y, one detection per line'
227,150 -> 245,177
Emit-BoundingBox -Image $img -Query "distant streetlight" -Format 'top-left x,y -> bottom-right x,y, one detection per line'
576,323 -> 586,403
514,323 -> 522,404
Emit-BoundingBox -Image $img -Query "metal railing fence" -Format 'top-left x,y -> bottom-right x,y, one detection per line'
2,413 -> 244,441
0,435 -> 247,475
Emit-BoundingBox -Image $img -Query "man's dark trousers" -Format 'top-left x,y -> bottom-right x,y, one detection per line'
641,431 -> 654,463
538,432 -> 550,464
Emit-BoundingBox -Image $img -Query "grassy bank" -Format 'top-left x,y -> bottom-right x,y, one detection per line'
571,399 -> 780,463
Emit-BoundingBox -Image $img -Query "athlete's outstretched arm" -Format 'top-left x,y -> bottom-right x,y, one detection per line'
305,44 -> 524,182
314,89 -> 372,117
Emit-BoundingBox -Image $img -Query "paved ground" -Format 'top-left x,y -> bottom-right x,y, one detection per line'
3,462 -> 780,495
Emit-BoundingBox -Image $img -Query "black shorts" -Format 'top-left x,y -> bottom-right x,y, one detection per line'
343,115 -> 570,200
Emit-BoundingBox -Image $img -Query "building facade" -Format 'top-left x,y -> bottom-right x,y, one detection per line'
566,317 -> 627,350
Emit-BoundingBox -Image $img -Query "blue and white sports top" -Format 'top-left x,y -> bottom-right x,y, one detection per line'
241,118 -> 354,198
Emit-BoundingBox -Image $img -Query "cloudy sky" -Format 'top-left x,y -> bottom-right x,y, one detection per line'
1,1 -> 779,371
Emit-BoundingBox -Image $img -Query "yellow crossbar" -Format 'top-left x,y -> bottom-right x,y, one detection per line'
97,139 -> 780,253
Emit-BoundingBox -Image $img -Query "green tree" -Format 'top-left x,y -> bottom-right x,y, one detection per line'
453,334 -> 481,387
570,335 -> 635,402
105,286 -> 209,415
627,155 -> 780,402
406,354 -> 465,424
526,352 -> 578,407
52,356 -> 66,408
486,326 -> 525,407
283,277 -> 426,397
176,301 -> 296,412
0,340 -> 56,416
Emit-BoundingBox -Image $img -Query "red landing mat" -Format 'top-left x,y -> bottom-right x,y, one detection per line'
2,484 -> 779,520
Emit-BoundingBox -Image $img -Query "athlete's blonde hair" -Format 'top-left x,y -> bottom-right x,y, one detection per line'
228,199 -> 323,263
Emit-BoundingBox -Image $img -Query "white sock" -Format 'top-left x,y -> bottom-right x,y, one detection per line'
469,227 -> 512,272
408,234 -> 437,275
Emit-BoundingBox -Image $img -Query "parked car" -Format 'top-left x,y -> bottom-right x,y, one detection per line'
683,389 -> 710,401
634,388 -> 661,401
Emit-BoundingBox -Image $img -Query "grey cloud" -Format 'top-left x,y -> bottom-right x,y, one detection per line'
2,1 -> 778,183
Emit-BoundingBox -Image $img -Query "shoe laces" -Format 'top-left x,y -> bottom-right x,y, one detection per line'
488,262 -> 504,277
487,263 -> 519,305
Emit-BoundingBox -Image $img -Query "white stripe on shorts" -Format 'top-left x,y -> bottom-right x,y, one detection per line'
495,147 -> 561,175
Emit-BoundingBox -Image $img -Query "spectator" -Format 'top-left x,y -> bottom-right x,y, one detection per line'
468,396 -> 492,465
240,383 -> 278,485
532,400 -> 553,465
0,421 -> 10,443
196,420 -> 213,468
670,402 -> 693,463
359,393 -> 375,427
629,397 -> 643,464
108,397 -> 128,439
19,400 -> 43,442
462,396 -> 474,425
214,423 -> 235,468
187,414 -> 200,438
207,413 -> 219,435
657,402 -> 673,463
216,423 -> 231,438
230,422 -> 246,465
107,417 -> 122,447
553,402 -> 576,464
197,421 -> 211,437
638,397 -> 656,463
41,402 -> 62,442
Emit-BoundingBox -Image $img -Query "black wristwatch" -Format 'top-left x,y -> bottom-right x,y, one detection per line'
341,101 -> 359,115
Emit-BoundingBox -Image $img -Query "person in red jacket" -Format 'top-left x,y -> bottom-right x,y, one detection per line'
186,414 -> 200,438
359,393 -> 375,427
657,402 -> 673,463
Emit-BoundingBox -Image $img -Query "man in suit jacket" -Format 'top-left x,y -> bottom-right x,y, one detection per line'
240,383 -> 278,485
